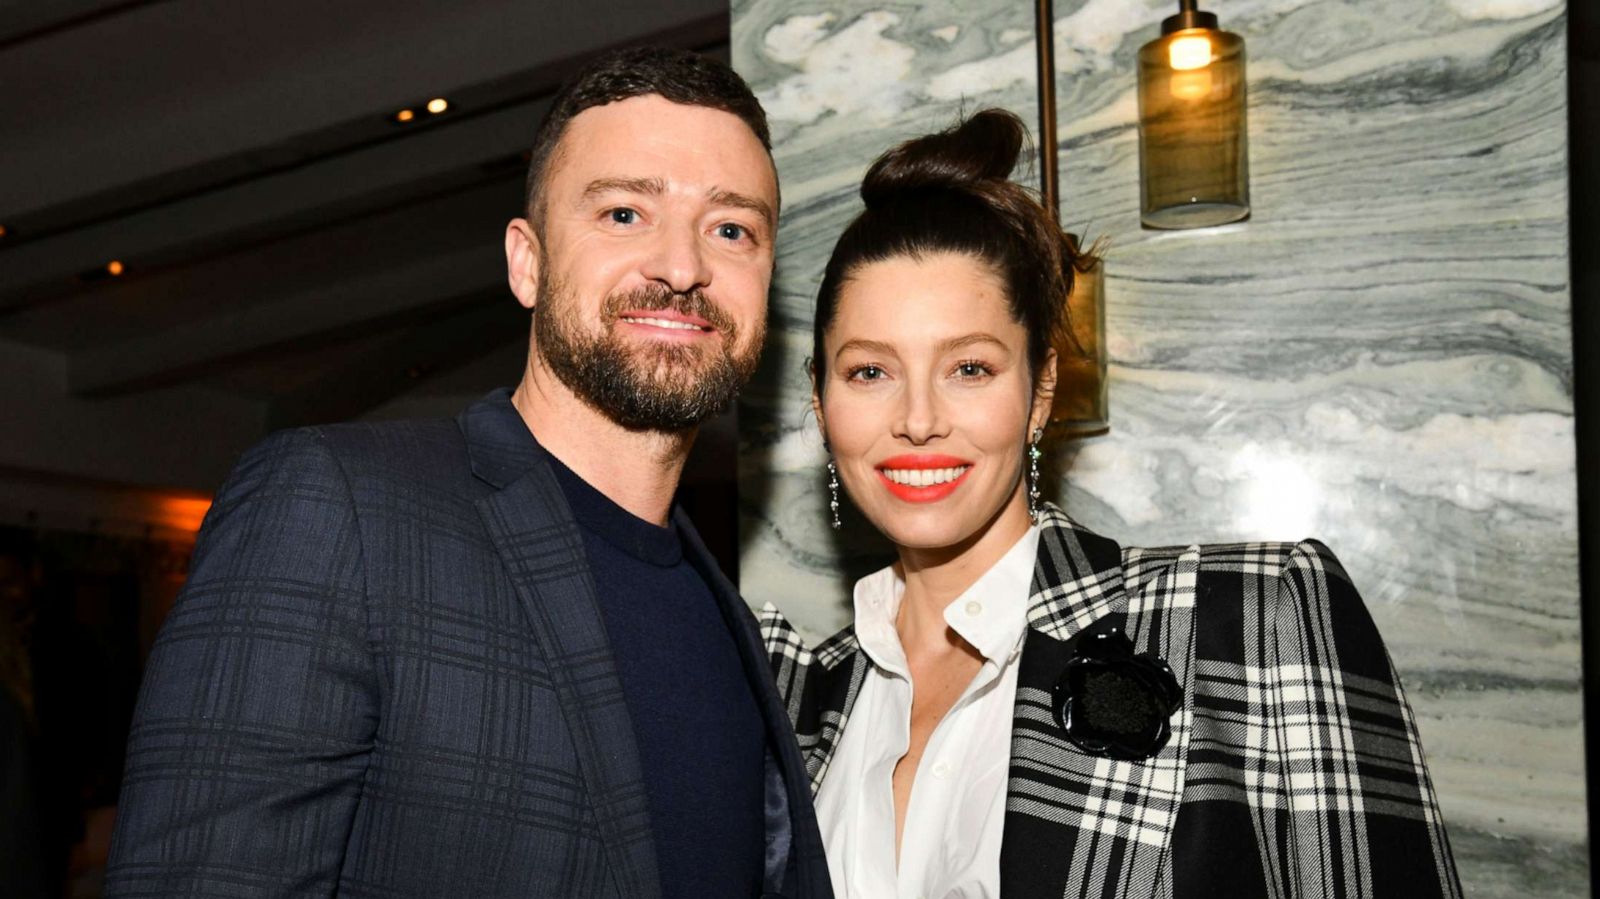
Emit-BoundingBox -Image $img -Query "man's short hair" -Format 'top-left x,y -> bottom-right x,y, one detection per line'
523,46 -> 772,227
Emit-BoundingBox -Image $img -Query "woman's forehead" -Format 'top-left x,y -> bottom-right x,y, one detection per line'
832,253 -> 1018,340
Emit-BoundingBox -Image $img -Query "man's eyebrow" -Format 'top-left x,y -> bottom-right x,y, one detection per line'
709,188 -> 776,227
581,177 -> 665,199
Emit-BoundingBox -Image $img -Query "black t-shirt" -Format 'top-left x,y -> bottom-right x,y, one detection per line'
546,454 -> 765,898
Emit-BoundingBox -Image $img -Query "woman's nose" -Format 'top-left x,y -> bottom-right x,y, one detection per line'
890,379 -> 947,445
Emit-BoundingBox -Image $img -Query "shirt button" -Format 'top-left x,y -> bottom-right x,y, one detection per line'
932,760 -> 952,779
965,600 -> 983,616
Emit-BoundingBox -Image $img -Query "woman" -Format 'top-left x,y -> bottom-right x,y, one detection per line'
762,109 -> 1461,899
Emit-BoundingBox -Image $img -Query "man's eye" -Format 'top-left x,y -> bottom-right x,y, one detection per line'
716,223 -> 749,241
608,208 -> 638,225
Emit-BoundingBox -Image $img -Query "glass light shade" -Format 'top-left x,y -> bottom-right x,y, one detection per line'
1047,244 -> 1108,437
1137,27 -> 1249,229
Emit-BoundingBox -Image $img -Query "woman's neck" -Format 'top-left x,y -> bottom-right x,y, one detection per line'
892,490 -> 1034,656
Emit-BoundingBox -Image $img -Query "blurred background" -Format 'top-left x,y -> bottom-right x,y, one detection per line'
0,1 -> 1593,897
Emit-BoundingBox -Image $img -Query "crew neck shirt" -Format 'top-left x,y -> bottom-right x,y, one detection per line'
545,452 -> 765,898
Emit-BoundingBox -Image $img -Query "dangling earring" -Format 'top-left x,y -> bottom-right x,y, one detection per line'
827,458 -> 842,530
1027,428 -> 1043,524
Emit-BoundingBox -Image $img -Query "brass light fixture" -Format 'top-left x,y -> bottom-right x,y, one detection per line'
1137,0 -> 1249,229
1036,0 -> 1110,437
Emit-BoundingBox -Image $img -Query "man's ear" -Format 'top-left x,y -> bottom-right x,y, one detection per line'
505,218 -> 542,310
1029,348 -> 1059,436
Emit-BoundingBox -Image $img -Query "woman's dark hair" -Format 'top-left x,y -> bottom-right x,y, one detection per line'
812,108 -> 1092,388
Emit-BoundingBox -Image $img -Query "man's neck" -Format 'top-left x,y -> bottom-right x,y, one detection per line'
511,360 -> 695,527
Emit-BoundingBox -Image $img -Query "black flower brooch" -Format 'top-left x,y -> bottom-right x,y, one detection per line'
1051,625 -> 1182,761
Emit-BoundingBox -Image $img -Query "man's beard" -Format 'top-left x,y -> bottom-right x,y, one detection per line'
533,265 -> 764,432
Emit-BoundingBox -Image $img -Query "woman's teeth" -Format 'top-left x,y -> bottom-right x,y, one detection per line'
622,316 -> 707,331
881,466 -> 970,487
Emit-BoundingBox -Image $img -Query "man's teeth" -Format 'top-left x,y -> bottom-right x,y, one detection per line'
623,316 -> 707,331
881,466 -> 970,487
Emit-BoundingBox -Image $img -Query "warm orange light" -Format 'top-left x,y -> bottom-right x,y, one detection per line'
394,108 -> 416,123
426,97 -> 449,114
106,259 -> 125,276
1169,68 -> 1214,100
158,496 -> 212,533
1169,33 -> 1213,71
0,224 -> 9,238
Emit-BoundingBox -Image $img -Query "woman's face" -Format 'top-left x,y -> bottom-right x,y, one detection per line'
815,251 -> 1054,551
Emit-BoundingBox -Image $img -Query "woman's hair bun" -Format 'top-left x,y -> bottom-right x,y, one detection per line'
859,108 -> 1027,208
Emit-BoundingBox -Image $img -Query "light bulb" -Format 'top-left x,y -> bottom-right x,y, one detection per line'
1169,34 -> 1213,71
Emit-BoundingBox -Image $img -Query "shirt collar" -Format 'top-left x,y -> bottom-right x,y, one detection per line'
851,525 -> 1041,677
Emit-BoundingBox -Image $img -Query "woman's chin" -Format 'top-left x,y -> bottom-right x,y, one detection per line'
862,508 -> 982,553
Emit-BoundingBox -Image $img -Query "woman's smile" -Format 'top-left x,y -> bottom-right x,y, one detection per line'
876,453 -> 974,502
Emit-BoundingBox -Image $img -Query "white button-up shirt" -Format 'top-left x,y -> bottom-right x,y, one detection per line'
815,526 -> 1040,899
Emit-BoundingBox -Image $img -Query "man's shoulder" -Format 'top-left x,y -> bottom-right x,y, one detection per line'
239,415 -> 473,497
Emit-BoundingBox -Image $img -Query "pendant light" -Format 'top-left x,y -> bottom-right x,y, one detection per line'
1136,0 -> 1249,229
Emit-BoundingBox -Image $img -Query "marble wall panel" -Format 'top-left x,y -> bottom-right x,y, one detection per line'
731,0 -> 1583,895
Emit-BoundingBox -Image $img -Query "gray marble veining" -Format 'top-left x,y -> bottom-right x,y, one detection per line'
731,1 -> 1582,895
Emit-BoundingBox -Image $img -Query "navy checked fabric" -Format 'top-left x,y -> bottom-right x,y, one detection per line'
762,504 -> 1460,899
107,389 -> 830,899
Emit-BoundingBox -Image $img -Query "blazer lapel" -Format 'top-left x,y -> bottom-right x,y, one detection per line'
464,393 -> 660,899
1001,506 -> 1198,899
676,511 -> 827,897
800,640 -> 868,795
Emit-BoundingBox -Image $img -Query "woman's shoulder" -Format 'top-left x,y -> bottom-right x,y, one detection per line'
758,601 -> 860,671
1110,533 -> 1364,615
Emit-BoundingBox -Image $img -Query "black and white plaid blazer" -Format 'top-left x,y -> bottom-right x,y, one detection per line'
761,504 -> 1461,899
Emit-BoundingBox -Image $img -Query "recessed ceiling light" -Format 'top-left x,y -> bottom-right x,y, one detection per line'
394,108 -> 416,123
106,260 -> 125,276
426,98 -> 449,115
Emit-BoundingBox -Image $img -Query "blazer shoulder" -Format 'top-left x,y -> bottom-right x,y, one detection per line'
1120,538 -> 1353,608
257,417 -> 473,495
759,602 -> 858,671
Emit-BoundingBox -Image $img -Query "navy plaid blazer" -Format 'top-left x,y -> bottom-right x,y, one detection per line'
762,505 -> 1461,899
106,389 -> 831,899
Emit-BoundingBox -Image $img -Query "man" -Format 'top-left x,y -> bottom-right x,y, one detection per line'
106,47 -> 830,899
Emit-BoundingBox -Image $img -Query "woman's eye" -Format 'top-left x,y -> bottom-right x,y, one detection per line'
608,208 -> 638,225
715,222 -> 748,241
847,365 -> 885,382
954,361 -> 991,378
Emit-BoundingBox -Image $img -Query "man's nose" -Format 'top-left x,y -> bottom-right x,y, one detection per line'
640,221 -> 711,294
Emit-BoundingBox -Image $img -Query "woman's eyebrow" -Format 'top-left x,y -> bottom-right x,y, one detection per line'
833,338 -> 896,359
941,333 -> 1008,352
834,333 -> 1009,360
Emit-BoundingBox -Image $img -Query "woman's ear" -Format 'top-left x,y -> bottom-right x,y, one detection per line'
505,218 -> 542,310
1029,348 -> 1059,436
808,357 -> 827,447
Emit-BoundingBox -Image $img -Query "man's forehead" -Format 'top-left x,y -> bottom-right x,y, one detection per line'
549,95 -> 777,196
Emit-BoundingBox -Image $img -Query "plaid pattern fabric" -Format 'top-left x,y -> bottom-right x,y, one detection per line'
107,390 -> 831,899
763,505 -> 1460,899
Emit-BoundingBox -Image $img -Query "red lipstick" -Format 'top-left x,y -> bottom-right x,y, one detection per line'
875,454 -> 974,504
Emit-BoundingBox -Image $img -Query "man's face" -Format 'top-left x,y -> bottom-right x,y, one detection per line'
518,94 -> 778,431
